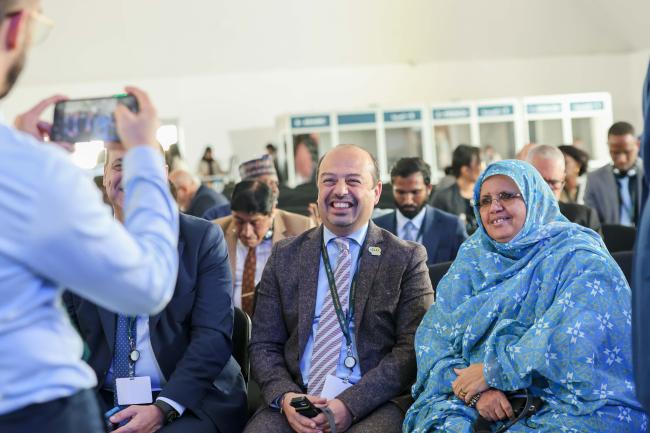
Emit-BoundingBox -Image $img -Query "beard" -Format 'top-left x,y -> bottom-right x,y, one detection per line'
0,49 -> 26,99
396,201 -> 425,219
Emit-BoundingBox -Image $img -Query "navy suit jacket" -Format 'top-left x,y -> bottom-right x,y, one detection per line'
373,205 -> 467,265
64,214 -> 246,433
187,185 -> 230,218
633,59 -> 650,412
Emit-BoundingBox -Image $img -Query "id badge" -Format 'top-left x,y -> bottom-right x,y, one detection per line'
320,374 -> 353,399
115,376 -> 153,405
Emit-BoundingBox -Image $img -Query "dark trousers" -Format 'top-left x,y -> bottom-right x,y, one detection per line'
98,389 -> 219,433
0,389 -> 103,433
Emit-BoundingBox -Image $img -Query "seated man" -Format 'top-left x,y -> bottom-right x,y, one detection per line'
244,144 -> 434,433
203,154 -> 280,220
374,157 -> 467,265
64,147 -> 247,433
214,180 -> 314,316
527,144 -> 601,233
169,168 -> 229,218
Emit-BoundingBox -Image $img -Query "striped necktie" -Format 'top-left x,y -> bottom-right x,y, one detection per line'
403,220 -> 418,241
308,237 -> 351,396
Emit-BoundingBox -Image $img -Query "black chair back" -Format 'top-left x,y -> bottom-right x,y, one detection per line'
428,260 -> 453,300
611,250 -> 633,286
602,224 -> 636,253
232,307 -> 251,384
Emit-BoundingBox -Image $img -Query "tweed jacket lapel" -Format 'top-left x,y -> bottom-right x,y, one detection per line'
353,222 -> 384,336
224,219 -> 238,282
297,226 -> 323,355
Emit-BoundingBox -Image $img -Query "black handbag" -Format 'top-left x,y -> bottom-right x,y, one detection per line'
472,389 -> 544,433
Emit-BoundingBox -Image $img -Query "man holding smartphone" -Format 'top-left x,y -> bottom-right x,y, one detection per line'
0,2 -> 179,433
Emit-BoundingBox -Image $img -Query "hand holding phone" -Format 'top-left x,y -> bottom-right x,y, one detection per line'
290,396 -> 322,418
114,86 -> 160,152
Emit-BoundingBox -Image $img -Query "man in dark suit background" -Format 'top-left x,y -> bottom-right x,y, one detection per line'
244,144 -> 434,433
64,147 -> 246,433
169,168 -> 229,218
585,122 -> 644,226
527,144 -> 601,233
374,157 -> 467,265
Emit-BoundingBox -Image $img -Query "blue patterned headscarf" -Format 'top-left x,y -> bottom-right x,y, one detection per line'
471,159 -> 600,259
404,160 -> 646,432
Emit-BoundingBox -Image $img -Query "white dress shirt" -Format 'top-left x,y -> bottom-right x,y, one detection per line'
396,207 -> 427,242
233,238 -> 273,308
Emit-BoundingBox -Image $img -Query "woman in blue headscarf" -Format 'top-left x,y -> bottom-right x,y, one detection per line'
403,160 -> 646,432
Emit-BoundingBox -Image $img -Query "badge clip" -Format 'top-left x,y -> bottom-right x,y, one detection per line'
368,246 -> 381,256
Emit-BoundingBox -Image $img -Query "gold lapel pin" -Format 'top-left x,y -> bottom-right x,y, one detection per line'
368,246 -> 381,256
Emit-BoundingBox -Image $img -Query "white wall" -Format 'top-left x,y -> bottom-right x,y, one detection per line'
2,50 -> 648,170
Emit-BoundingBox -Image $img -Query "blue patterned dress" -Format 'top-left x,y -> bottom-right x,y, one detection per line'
403,160 -> 647,432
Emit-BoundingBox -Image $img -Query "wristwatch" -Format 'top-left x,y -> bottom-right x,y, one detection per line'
153,400 -> 180,425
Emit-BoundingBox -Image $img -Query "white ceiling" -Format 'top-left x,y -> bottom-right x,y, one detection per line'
22,0 -> 650,86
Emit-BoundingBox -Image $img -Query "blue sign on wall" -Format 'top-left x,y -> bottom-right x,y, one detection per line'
291,115 -> 330,129
570,101 -> 604,112
338,113 -> 376,125
527,103 -> 562,114
478,105 -> 514,117
432,107 -> 471,120
384,110 -> 421,123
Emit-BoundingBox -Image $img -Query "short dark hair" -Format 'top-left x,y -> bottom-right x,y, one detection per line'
608,121 -> 635,137
558,145 -> 590,176
390,157 -> 431,185
230,180 -> 274,215
316,144 -> 380,184
451,144 -> 480,178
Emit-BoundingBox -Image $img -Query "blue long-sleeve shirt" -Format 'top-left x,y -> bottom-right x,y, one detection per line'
0,123 -> 179,415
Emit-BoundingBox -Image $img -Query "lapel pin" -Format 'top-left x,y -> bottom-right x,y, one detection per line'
368,246 -> 381,256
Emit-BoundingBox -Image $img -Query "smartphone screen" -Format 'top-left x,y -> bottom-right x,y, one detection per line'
50,94 -> 138,143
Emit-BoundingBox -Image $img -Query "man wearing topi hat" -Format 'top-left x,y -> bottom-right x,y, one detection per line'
213,156 -> 314,316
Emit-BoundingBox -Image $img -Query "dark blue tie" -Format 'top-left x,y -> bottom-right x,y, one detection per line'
113,315 -> 134,405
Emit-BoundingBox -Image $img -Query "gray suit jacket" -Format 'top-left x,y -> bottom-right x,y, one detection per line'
249,222 -> 433,421
585,160 -> 644,225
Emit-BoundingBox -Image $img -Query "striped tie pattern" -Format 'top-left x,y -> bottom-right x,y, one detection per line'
308,237 -> 351,396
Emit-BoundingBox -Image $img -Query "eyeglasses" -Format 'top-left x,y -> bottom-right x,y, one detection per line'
5,9 -> 54,47
473,191 -> 524,209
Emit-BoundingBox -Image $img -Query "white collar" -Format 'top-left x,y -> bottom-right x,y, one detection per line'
323,222 -> 369,247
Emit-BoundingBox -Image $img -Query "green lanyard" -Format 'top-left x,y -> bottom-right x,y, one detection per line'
320,232 -> 364,349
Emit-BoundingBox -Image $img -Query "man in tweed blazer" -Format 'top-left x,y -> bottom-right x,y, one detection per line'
244,145 -> 434,433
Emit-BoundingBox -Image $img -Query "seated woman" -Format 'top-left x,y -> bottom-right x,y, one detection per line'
403,160 -> 646,432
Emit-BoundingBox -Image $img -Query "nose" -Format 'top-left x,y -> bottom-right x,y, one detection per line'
487,198 -> 505,212
403,193 -> 415,206
333,179 -> 348,196
241,223 -> 254,237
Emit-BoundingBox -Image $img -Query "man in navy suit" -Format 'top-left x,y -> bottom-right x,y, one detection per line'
64,147 -> 247,433
374,157 -> 467,265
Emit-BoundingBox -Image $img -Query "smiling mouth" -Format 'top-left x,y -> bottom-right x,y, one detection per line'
490,216 -> 511,225
331,201 -> 353,209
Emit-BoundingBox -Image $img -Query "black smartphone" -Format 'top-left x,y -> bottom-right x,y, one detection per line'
290,396 -> 322,418
50,94 -> 139,143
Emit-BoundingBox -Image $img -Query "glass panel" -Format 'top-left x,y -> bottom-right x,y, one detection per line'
434,124 -> 472,173
385,127 -> 422,172
571,117 -> 609,162
528,119 -> 563,146
479,122 -> 516,159
338,130 -> 378,158
292,133 -> 330,184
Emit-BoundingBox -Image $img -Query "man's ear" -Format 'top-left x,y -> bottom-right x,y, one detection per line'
5,11 -> 25,51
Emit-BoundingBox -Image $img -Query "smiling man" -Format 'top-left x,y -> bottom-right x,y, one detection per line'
244,144 -> 433,433
214,180 -> 314,316
65,146 -> 247,433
